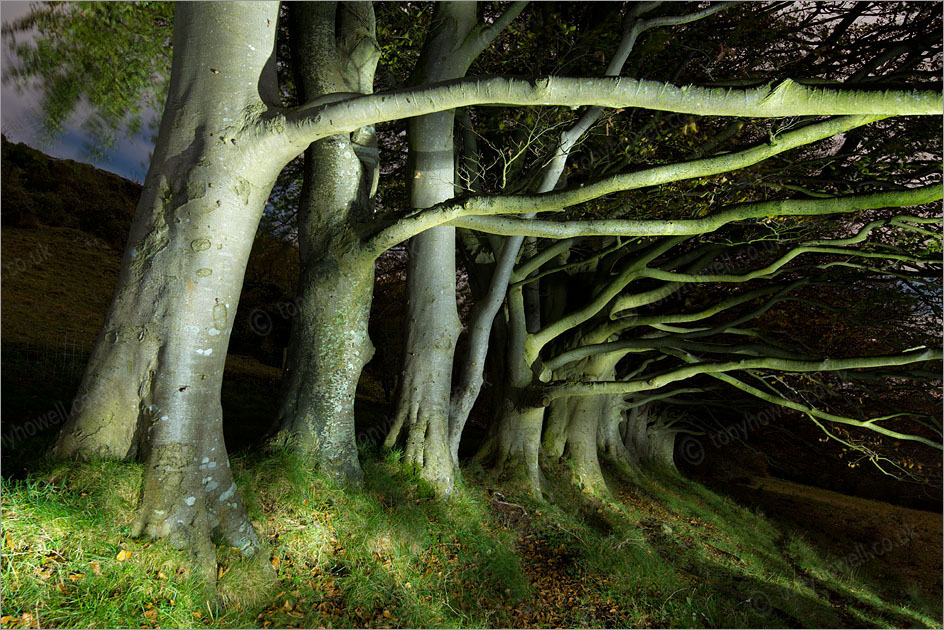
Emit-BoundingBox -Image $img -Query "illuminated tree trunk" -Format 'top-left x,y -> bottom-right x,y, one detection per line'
270,1 -> 380,486
51,2 -> 283,570
386,2 -> 478,497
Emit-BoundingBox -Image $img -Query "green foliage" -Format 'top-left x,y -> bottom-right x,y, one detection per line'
2,2 -> 173,157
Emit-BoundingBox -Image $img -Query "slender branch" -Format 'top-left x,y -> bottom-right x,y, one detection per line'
461,1 -> 529,61
709,372 -> 942,449
537,348 -> 943,403
446,184 -> 941,239
610,280 -> 806,324
544,334 -> 809,373
530,237 -> 686,352
640,212 -> 941,285
369,115 -> 893,248
513,238 -> 577,281
625,388 -> 706,408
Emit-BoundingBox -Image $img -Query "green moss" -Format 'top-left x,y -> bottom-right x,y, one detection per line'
190,238 -> 211,252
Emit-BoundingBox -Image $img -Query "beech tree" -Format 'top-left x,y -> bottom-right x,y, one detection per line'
383,1 -> 526,497
6,1 -> 940,576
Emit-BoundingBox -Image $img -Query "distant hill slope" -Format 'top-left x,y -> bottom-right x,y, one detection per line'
1,135 -> 141,249
2,225 -> 121,346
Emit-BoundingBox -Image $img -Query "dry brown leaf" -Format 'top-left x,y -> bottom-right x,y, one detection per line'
144,609 -> 158,620
116,549 -> 132,562
270,555 -> 280,570
68,573 -> 85,581
90,562 -> 101,575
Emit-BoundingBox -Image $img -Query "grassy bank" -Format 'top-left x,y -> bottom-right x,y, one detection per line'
2,452 -> 940,629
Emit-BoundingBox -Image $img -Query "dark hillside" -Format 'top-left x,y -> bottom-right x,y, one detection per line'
1,136 -> 141,249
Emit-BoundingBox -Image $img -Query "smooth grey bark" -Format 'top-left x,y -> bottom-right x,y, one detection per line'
624,404 -> 681,472
561,353 -> 622,494
386,1 -> 524,497
51,2 -> 282,570
597,393 -> 641,475
475,274 -> 547,497
269,2 -> 380,486
385,3 -> 472,498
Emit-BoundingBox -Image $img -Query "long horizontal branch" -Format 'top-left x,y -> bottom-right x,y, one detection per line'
278,76 -> 942,153
608,279 -> 806,325
445,184 -> 941,239
624,388 -> 707,409
709,372 -> 942,449
369,115 -> 881,249
640,214 -> 940,285
543,334 -> 809,373
536,348 -> 942,403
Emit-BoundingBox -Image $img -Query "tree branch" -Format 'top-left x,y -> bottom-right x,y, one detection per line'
460,1 -> 529,61
708,371 -> 942,449
278,75 -> 941,154
537,348 -> 943,404
368,115 -> 906,248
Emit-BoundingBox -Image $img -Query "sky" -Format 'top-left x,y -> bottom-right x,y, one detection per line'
0,1 -> 155,183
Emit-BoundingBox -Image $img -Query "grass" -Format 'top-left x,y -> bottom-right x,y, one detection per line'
2,452 -> 940,629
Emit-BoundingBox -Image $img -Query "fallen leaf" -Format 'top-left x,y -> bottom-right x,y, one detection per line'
191,612 -> 203,620
157,571 -> 168,580
90,562 -> 102,575
0,616 -> 12,624
116,549 -> 132,562
144,609 -> 158,620
68,573 -> 85,581
270,555 -> 280,570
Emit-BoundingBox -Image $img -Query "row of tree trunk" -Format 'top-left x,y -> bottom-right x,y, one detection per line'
46,1 -> 941,581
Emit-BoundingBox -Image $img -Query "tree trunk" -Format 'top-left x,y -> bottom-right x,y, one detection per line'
385,212 -> 461,495
560,353 -> 620,494
598,394 -> 642,479
489,397 -> 546,496
386,2 -> 479,497
542,393 -> 576,460
564,394 -> 609,494
625,404 -> 679,472
271,135 -> 376,484
270,2 -> 380,485
52,2 -> 282,567
475,279 -> 547,497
